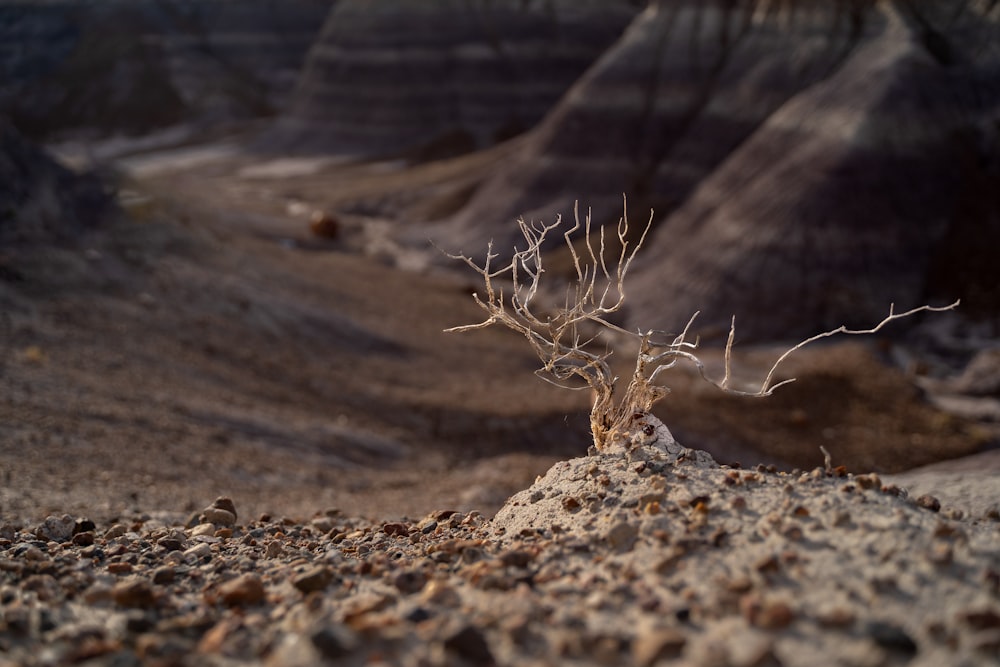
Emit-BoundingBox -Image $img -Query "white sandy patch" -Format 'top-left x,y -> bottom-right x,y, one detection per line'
239,156 -> 349,179
117,143 -> 242,178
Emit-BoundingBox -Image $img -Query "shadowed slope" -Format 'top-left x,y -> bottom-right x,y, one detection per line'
627,2 -> 1000,339
444,0 -> 872,252
0,118 -> 113,244
442,0 -> 999,337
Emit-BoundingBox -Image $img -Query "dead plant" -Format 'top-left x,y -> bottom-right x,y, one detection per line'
445,199 -> 959,450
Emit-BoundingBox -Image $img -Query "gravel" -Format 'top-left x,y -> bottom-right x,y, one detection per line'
2,416 -> 999,666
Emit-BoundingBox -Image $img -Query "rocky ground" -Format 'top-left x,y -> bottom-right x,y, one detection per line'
3,2 -> 999,660
2,416 -> 998,666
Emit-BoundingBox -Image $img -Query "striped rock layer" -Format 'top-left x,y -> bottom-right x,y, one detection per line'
267,0 -> 640,156
445,0 -> 1000,340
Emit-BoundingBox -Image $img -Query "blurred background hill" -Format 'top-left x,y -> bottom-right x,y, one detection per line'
1,0 -> 998,520
0,0 -> 330,140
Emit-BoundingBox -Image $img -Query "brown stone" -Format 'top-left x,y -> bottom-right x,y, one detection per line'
960,608 -> 1000,631
443,625 -> 494,664
816,606 -> 855,628
210,497 -> 238,520
633,627 -> 685,666
292,566 -> 336,594
393,569 -> 428,595
741,594 -> 794,630
72,531 -> 95,547
382,522 -> 409,536
201,508 -> 236,527
152,566 -> 176,585
112,579 -> 156,608
309,210 -> 340,239
562,496 -> 581,512
499,550 -> 535,568
218,573 -> 265,606
916,494 -> 942,512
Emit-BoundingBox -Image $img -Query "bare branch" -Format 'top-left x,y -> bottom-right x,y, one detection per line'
444,199 -> 656,448
444,198 -> 958,451
755,300 -> 961,395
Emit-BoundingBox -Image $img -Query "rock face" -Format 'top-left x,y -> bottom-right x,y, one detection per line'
0,0 -> 332,140
444,0 -> 1000,339
266,0 -> 640,156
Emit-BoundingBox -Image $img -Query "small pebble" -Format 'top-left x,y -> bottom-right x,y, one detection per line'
310,625 -> 356,659
35,514 -> 76,543
969,629 -> 1000,655
406,607 -> 433,623
201,508 -> 236,527
927,543 -> 953,566
421,580 -> 461,607
816,605 -> 855,627
72,532 -> 95,547
393,569 -> 428,595
185,540 -> 212,559
152,566 -> 176,585
190,523 -> 216,537
218,573 -> 265,606
209,497 -> 238,521
916,494 -> 941,512
382,522 -> 408,536
443,625 -> 494,664
112,579 -> 156,608
632,627 -> 685,666
292,566 -> 335,594
562,496 -> 581,512
741,594 -> 794,629
499,549 -> 534,568
157,537 -> 184,551
960,608 -> 1000,631
104,524 -> 127,540
866,621 -> 917,655
605,522 -> 638,552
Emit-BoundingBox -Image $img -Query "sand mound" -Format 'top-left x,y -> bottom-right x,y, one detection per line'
490,413 -> 1000,665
